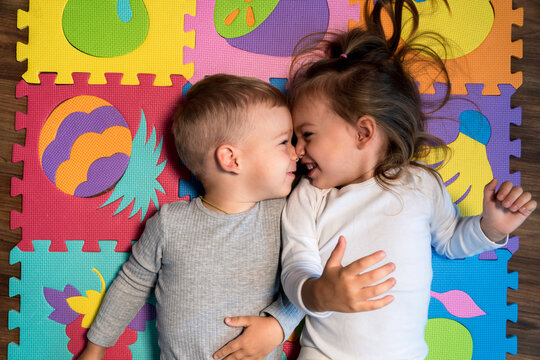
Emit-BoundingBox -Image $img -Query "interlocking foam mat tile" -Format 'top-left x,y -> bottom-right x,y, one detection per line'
17,0 -> 195,85
10,241 -> 159,359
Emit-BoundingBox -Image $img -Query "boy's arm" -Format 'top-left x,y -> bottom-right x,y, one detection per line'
213,316 -> 285,360
281,180 -> 395,315
213,287 -> 304,359
85,210 -> 165,349
258,286 -> 304,341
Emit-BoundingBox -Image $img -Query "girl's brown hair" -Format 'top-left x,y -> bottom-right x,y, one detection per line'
288,0 -> 450,188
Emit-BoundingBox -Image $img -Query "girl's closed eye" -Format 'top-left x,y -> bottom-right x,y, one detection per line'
302,132 -> 313,139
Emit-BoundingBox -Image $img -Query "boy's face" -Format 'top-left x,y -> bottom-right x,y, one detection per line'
239,105 -> 297,200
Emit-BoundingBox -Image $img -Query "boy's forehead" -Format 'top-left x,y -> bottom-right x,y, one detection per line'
247,105 -> 291,129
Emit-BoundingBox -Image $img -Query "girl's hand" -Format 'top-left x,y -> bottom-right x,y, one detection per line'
480,179 -> 536,242
302,236 -> 395,313
213,316 -> 284,360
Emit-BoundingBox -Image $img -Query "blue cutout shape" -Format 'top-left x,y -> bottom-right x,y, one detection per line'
270,78 -> 288,93
182,82 -> 192,98
117,0 -> 133,22
459,110 -> 491,145
100,109 -> 166,221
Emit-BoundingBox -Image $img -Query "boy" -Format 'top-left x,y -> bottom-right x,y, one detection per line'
79,74 -> 305,359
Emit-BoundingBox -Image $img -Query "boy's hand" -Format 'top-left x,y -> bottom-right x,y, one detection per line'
213,316 -> 284,359
77,341 -> 107,360
303,236 -> 395,313
480,179 -> 536,242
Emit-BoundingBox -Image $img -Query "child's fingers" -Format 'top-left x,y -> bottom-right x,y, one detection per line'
507,191 -> 532,212
345,251 -> 389,277
495,181 -> 515,202
355,294 -> 395,312
325,236 -> 347,269
354,262 -> 395,287
499,186 -> 524,209
358,277 -> 396,300
224,316 -> 252,328
213,340 -> 240,360
484,178 -> 498,198
519,199 -> 537,216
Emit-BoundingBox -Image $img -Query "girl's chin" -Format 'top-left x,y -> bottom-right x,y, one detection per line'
308,177 -> 328,190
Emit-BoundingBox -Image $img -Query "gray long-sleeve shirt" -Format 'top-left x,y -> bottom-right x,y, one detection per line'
87,197 -> 303,359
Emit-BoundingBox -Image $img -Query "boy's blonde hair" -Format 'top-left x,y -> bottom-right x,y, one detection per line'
173,74 -> 287,180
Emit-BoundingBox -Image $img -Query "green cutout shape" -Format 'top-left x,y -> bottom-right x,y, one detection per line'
214,0 -> 280,39
425,318 -> 473,360
62,0 -> 150,58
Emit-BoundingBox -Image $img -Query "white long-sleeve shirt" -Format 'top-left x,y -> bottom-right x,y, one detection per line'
281,167 -> 505,360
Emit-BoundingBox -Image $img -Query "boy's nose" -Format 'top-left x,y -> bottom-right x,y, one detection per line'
288,144 -> 298,161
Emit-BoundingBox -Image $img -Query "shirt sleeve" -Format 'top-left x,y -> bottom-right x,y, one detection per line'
429,174 -> 507,259
281,178 -> 332,318
87,206 -> 165,347
260,286 -> 305,341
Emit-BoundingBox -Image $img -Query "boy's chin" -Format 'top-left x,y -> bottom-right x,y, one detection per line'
276,185 -> 293,198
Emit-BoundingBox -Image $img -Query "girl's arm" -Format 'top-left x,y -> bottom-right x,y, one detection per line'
430,176 -> 535,258
479,179 -> 536,241
300,236 -> 395,313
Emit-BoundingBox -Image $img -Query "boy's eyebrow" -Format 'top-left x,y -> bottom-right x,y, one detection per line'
274,129 -> 293,139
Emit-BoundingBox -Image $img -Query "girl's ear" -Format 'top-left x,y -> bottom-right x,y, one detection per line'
215,144 -> 241,174
355,115 -> 377,148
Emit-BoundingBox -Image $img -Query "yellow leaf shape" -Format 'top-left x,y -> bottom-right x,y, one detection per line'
66,268 -> 106,328
420,133 -> 493,216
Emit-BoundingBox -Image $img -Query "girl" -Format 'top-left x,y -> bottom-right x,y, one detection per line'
280,0 -> 536,359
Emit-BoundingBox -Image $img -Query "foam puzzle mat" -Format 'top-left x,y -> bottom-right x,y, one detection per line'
9,0 -> 523,359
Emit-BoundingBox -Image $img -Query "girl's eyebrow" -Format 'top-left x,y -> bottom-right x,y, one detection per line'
295,122 -> 313,132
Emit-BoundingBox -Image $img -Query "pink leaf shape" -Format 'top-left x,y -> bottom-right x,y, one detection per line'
431,290 -> 486,318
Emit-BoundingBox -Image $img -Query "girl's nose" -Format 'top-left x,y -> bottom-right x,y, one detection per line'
295,142 -> 305,159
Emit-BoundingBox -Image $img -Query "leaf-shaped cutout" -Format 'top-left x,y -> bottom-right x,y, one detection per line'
431,290 -> 486,318
44,284 -> 81,324
66,268 -> 107,328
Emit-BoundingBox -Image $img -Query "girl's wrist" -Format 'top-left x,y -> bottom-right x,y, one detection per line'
302,277 -> 327,312
479,217 -> 506,243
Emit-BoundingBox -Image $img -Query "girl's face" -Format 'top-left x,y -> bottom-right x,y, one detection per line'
292,96 -> 379,189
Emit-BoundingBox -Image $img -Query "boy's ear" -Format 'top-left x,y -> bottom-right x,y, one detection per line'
355,115 -> 376,148
215,144 -> 241,174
